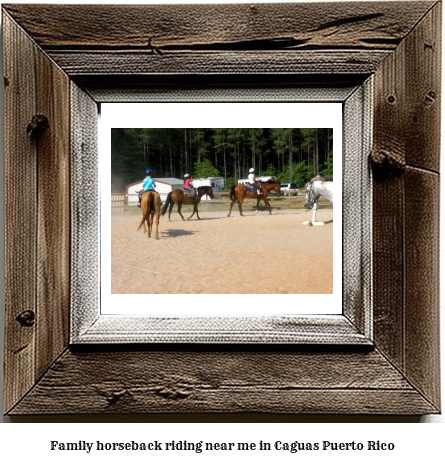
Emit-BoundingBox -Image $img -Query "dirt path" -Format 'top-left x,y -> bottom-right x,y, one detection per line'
111,208 -> 333,294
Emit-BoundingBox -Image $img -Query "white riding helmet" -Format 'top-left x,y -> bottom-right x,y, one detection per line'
249,168 -> 255,173
184,174 -> 190,178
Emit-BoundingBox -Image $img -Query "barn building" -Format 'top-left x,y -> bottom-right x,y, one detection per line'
126,178 -> 183,205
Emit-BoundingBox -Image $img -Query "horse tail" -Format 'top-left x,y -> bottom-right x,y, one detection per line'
137,193 -> 154,231
160,192 -> 172,217
230,185 -> 237,201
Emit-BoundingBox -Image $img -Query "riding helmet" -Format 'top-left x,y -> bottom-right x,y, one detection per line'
184,173 -> 190,178
249,168 -> 255,173
146,168 -> 152,175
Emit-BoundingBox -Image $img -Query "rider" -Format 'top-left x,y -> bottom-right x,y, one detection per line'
137,169 -> 157,207
247,168 -> 262,197
183,174 -> 196,201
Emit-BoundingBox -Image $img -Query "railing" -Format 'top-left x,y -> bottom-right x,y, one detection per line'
201,191 -> 331,206
111,193 -> 125,213
111,191 -> 331,211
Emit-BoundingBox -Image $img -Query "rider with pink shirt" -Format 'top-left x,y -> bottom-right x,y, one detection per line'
183,174 -> 196,200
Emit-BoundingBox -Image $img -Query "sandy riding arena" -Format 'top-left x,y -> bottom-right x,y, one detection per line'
111,204 -> 333,294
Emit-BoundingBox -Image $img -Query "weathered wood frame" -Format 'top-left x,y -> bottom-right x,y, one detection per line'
2,2 -> 441,415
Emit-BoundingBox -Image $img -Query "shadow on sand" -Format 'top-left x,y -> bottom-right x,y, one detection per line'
191,216 -> 226,221
161,229 -> 197,238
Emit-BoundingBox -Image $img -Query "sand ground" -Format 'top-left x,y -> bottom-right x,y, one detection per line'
111,207 -> 333,294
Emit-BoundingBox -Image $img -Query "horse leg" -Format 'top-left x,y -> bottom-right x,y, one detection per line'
188,203 -> 196,220
196,205 -> 201,220
311,200 -> 326,226
168,202 -> 174,221
228,199 -> 237,217
265,199 -> 272,215
148,213 -> 153,238
140,205 -> 147,234
146,212 -> 151,238
238,199 -> 244,217
177,202 -> 186,221
142,213 -> 147,234
155,211 -> 160,240
255,198 -> 260,215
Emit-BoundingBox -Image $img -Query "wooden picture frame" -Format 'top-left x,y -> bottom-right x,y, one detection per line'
2,2 -> 440,415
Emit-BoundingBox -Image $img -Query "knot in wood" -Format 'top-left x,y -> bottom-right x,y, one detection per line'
424,90 -> 436,105
96,386 -> 130,405
154,386 -> 191,400
386,94 -> 396,105
370,148 -> 405,177
105,390 -> 128,405
16,310 -> 35,327
27,115 -> 49,140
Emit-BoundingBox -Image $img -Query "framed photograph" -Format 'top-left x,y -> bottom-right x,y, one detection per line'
3,2 -> 440,415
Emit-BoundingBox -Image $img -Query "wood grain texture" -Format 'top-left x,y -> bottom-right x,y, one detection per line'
2,2 -> 435,50
8,349 -> 437,415
404,2 -> 441,172
35,36 -> 71,382
3,2 -> 433,79
3,10 -> 71,413
3,12 -> 38,414
372,3 -> 441,411
46,50 -> 390,76
404,168 -> 440,408
372,1 -> 441,173
372,173 -> 405,370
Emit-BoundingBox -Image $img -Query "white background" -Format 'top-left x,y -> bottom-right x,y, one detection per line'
101,102 -> 342,315
0,0 -> 444,462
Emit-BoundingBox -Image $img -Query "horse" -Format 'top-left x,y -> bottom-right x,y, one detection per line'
227,179 -> 281,217
160,185 -> 214,221
137,190 -> 162,239
304,176 -> 333,226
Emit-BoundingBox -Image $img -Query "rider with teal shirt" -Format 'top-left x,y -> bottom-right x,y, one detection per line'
143,176 -> 156,192
138,169 -> 157,206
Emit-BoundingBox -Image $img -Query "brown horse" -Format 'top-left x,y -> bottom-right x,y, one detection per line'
160,185 -> 215,221
227,179 -> 281,217
137,191 -> 161,239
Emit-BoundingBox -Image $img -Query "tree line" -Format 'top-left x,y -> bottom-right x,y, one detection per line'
111,128 -> 333,192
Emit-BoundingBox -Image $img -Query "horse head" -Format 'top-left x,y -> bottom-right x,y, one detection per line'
263,178 -> 280,197
199,186 -> 214,199
273,182 -> 281,197
304,181 -> 316,209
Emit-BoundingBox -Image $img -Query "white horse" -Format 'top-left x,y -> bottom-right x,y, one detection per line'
303,176 -> 333,226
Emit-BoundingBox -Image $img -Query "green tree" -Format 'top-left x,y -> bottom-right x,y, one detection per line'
293,161 -> 313,187
270,128 -> 287,173
223,176 -> 237,191
213,128 -> 230,185
319,150 -> 333,178
111,127 -> 333,192
263,163 -> 279,177
193,158 -> 220,178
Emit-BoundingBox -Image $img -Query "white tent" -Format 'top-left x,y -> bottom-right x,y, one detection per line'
192,177 -> 224,201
